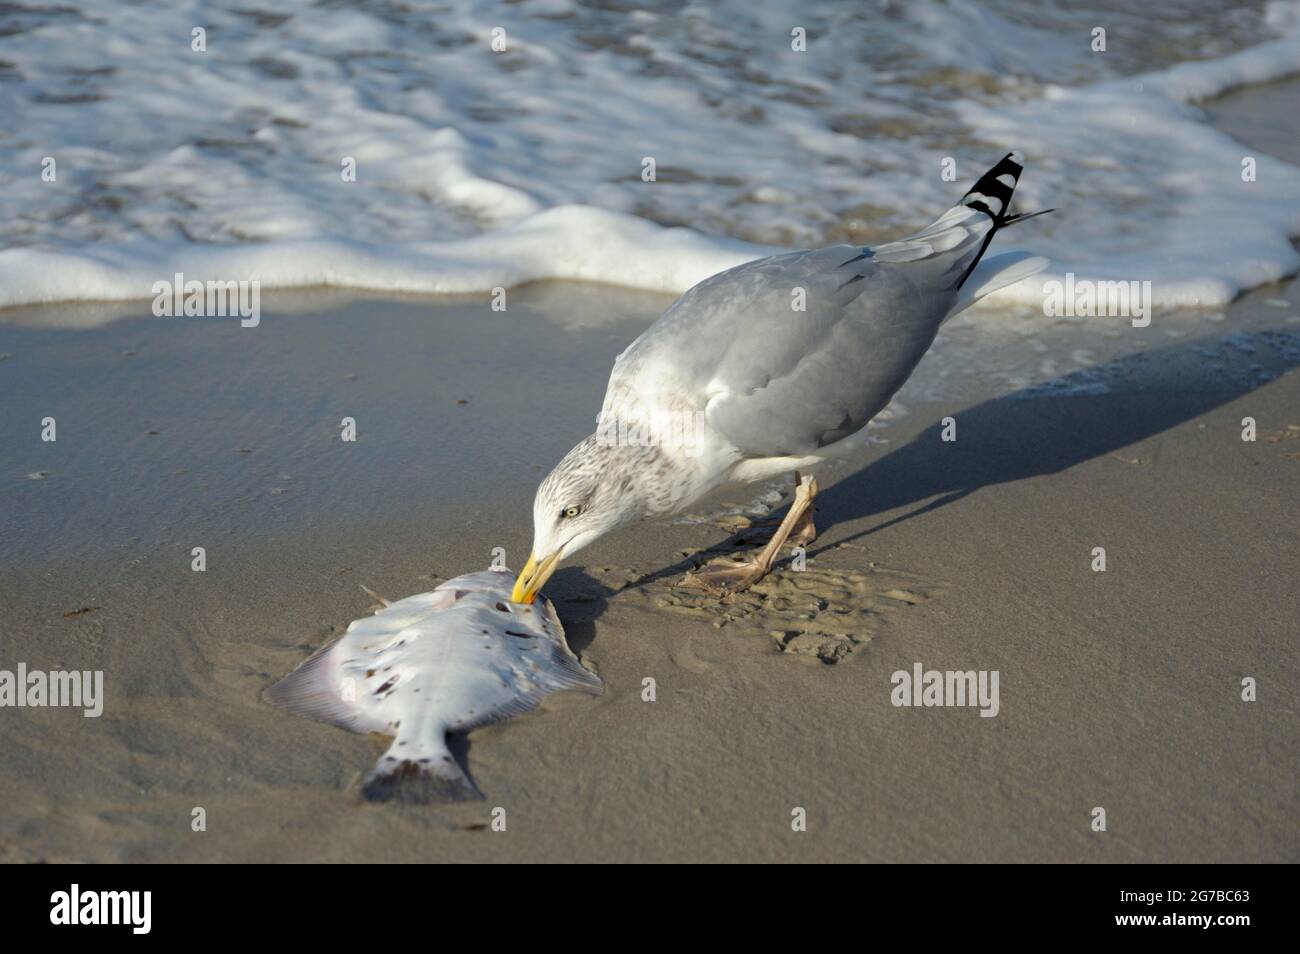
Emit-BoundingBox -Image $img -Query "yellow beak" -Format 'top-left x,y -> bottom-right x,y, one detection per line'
511,550 -> 561,604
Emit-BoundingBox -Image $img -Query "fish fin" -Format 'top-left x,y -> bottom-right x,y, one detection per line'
547,644 -> 604,695
462,695 -> 549,729
264,636 -> 363,733
360,752 -> 483,804
459,654 -> 602,733
538,597 -> 603,694
359,583 -> 392,609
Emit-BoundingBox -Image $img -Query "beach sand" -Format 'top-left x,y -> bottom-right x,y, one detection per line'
2,87 -> 1298,863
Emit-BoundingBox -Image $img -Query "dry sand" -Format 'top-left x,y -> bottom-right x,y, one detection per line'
2,87 -> 1298,863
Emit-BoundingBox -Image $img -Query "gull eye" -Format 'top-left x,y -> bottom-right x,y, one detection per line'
562,505 -> 582,519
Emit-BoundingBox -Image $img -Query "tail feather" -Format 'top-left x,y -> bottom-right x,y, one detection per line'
360,751 -> 483,804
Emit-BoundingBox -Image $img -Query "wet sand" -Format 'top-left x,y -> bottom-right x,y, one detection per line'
2,88 -> 1299,863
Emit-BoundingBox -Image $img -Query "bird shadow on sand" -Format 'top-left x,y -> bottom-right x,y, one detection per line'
614,328 -> 1300,591
545,566 -> 611,654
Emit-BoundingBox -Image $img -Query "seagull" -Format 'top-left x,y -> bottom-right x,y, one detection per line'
512,153 -> 1051,603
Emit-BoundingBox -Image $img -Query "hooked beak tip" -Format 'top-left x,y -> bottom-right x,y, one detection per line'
512,550 -> 558,604
510,577 -> 536,604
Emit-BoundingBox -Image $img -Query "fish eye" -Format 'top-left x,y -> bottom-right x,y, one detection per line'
561,505 -> 582,519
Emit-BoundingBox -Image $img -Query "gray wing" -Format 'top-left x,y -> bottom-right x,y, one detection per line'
607,230 -> 982,458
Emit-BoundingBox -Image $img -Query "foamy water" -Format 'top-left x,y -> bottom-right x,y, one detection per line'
1,0 -> 1299,309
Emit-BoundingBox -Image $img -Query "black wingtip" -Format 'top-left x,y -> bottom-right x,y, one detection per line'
962,152 -> 1029,225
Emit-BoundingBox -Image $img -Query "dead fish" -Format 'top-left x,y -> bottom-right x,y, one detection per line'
267,569 -> 601,803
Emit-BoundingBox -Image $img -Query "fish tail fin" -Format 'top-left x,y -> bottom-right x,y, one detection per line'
360,745 -> 483,804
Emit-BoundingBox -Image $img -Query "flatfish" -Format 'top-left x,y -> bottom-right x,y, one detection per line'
267,569 -> 600,802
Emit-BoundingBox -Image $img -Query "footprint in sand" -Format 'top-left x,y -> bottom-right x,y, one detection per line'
612,559 -> 940,666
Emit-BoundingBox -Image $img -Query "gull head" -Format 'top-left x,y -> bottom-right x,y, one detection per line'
512,435 -> 659,603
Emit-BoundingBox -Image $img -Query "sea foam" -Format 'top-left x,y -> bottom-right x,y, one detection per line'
0,0 -> 1298,312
